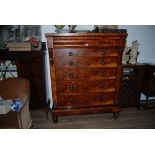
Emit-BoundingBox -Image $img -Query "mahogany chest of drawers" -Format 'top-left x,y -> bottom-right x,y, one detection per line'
46,32 -> 127,123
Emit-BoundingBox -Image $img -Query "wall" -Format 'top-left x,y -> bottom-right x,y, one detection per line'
41,25 -> 155,106
119,25 -> 155,63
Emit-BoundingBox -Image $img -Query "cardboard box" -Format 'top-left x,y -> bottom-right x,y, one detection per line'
0,104 -> 11,114
0,100 -> 12,114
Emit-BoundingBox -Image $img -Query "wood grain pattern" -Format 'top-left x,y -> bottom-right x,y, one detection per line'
31,107 -> 155,129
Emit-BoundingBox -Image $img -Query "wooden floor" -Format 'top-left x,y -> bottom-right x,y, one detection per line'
30,107 -> 155,129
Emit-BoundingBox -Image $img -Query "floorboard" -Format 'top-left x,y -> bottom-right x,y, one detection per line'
30,107 -> 155,129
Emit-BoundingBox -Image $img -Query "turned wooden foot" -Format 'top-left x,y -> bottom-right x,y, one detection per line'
52,115 -> 58,124
136,105 -> 140,110
113,112 -> 119,120
143,96 -> 148,110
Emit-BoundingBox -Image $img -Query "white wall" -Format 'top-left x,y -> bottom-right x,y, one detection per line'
119,25 -> 155,63
41,25 -> 155,106
119,25 -> 155,100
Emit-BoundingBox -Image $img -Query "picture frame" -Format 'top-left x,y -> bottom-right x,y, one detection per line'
95,25 -> 118,29
94,25 -> 118,32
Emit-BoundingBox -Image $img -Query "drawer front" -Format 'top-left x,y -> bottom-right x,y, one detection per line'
87,68 -> 117,80
57,81 -> 87,93
57,92 -> 115,107
87,92 -> 115,105
87,48 -> 119,57
57,94 -> 87,107
54,48 -> 86,58
55,58 -> 86,68
99,39 -> 120,47
56,68 -> 117,81
88,80 -> 116,92
56,69 -> 87,81
87,57 -> 119,68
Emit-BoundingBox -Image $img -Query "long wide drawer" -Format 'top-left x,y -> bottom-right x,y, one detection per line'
53,48 -> 119,58
52,36 -> 122,48
56,79 -> 116,93
55,56 -> 119,68
56,68 -> 117,81
57,91 -> 115,107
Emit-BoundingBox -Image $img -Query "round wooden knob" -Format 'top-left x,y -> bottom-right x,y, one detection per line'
69,61 -> 73,66
101,51 -> 106,56
99,84 -> 104,88
98,96 -> 104,101
69,85 -> 74,90
69,52 -> 73,56
69,98 -> 74,103
69,73 -> 73,78
99,72 -> 104,76
101,61 -> 105,65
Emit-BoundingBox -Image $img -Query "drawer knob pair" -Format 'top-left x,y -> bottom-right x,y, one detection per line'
69,85 -> 74,90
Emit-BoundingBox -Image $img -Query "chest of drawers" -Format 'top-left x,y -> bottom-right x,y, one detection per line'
46,32 -> 127,123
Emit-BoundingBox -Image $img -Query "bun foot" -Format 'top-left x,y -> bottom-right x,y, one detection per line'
52,116 -> 58,124
113,112 -> 119,120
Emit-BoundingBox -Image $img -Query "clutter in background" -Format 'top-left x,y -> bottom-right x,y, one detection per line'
0,96 -> 23,114
122,40 -> 140,65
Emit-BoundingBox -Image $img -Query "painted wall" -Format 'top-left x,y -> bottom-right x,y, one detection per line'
119,25 -> 155,63
41,25 -> 155,106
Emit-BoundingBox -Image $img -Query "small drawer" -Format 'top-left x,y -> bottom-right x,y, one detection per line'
87,68 -> 117,80
55,58 -> 86,68
57,81 -> 87,93
88,79 -> 116,92
56,69 -> 87,81
57,94 -> 88,107
87,48 -> 119,57
87,92 -> 115,105
87,57 -> 119,68
54,48 -> 86,58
